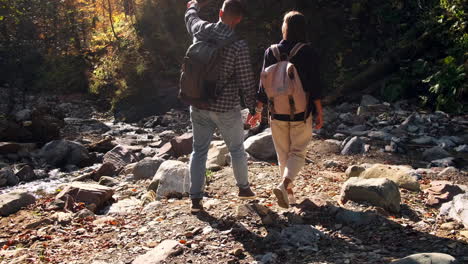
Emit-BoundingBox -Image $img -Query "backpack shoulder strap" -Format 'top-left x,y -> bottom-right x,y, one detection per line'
271,45 -> 281,62
217,33 -> 238,48
288,43 -> 306,60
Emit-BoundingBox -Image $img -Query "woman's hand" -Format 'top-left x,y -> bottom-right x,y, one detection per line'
246,112 -> 262,127
314,111 -> 323,129
313,99 -> 324,130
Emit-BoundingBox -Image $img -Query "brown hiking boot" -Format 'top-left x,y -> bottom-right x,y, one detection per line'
191,198 -> 204,213
238,187 -> 256,200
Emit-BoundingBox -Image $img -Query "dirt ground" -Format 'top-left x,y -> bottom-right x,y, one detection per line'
1,136 -> 467,264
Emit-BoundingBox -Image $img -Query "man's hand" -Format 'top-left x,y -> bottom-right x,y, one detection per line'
314,111 -> 324,130
187,0 -> 211,8
246,113 -> 262,127
187,0 -> 198,8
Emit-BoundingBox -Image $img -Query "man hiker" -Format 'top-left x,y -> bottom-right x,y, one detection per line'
184,0 -> 259,213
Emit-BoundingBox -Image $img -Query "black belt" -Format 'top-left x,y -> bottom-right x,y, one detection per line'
271,112 -> 306,122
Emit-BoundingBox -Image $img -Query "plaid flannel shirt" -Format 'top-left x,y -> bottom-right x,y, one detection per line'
185,3 -> 256,113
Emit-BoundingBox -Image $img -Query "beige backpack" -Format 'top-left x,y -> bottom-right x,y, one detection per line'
260,43 -> 308,119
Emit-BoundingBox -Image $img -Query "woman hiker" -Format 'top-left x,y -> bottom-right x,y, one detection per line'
247,11 -> 324,208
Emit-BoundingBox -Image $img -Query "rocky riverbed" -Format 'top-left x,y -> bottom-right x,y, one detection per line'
0,94 -> 467,264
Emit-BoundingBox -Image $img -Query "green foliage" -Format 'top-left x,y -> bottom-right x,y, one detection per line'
34,55 -> 89,93
422,56 -> 466,113
205,169 -> 214,184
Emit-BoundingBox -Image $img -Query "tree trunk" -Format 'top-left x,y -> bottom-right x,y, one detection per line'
106,0 -> 119,41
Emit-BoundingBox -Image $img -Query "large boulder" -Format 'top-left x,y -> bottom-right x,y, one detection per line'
244,130 -> 276,161
207,141 -> 229,170
56,182 -> 114,212
439,193 -> 468,228
101,145 -> 138,174
41,140 -> 90,168
0,191 -> 36,216
341,136 -> 365,155
422,146 -> 451,162
351,164 -> 420,191
0,166 -> 19,187
132,157 -> 164,180
170,133 -> 193,157
391,253 -> 458,264
149,160 -> 189,198
340,177 -> 401,213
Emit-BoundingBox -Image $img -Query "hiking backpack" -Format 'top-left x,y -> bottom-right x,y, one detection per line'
260,43 -> 308,119
179,34 -> 238,109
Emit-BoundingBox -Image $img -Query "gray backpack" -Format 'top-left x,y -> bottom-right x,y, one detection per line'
179,34 -> 238,109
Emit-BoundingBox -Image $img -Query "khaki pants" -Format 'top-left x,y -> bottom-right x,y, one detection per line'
270,116 -> 312,182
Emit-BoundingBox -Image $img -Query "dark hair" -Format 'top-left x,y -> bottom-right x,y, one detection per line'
222,0 -> 245,17
283,11 -> 307,42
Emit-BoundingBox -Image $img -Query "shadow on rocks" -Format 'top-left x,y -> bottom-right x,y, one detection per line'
194,198 -> 467,263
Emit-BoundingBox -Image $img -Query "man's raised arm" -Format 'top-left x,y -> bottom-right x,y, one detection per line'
185,0 -> 209,37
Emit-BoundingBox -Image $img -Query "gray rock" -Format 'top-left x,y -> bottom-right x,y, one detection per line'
325,139 -> 342,146
15,109 -> 31,122
335,209 -> 376,226
105,198 -> 141,215
412,136 -> 435,145
324,160 -> 343,168
392,253 -> 458,264
132,240 -> 180,264
357,104 -> 391,116
149,160 -> 189,198
15,165 -> 36,182
133,157 -> 164,180
440,193 -> 468,228
280,225 -> 322,247
103,145 -> 137,172
333,133 -> 347,140
341,137 -> 365,155
41,140 -> 90,168
349,125 -> 367,132
260,252 -> 278,264
336,102 -> 354,112
429,157 -> 456,168
354,164 -> 420,191
345,165 -> 366,178
436,137 -> 457,149
368,130 -> 393,141
360,95 -> 380,106
98,176 -> 119,187
422,147 -> 451,161
438,167 -> 459,176
75,209 -> 96,219
207,141 -> 229,170
0,167 -> 19,187
244,130 -> 276,161
455,145 -> 468,152
0,191 -> 36,216
340,177 -> 401,213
